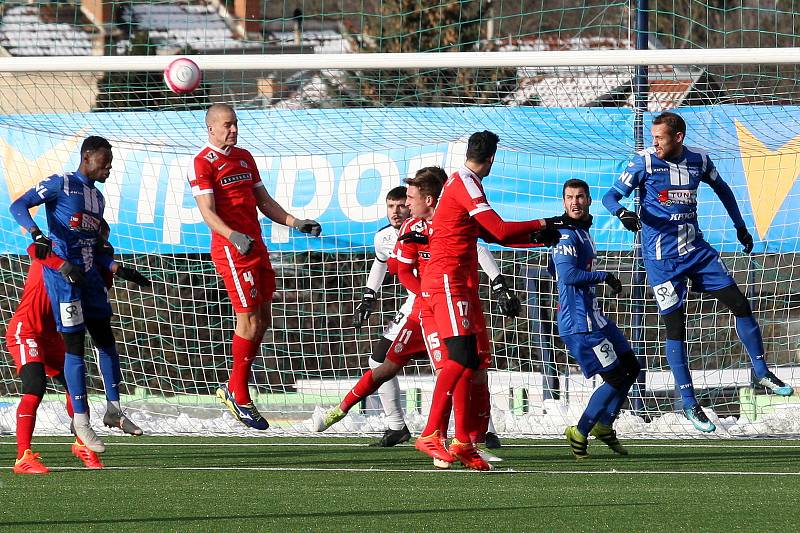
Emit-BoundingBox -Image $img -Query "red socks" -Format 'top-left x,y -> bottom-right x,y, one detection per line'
229,334 -> 260,404
339,370 -> 378,413
16,394 -> 41,459
452,368 -> 474,443
468,379 -> 490,444
422,359 -> 465,437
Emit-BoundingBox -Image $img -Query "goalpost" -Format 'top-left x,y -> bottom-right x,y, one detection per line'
1,48 -> 799,438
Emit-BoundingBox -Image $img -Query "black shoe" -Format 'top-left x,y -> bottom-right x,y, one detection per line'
369,426 -> 411,447
484,431 -> 502,449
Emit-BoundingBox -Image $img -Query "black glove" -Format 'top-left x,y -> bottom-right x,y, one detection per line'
116,266 -> 152,288
490,274 -> 521,318
58,261 -> 86,286
604,272 -> 623,296
615,208 -> 641,232
30,228 -> 52,260
398,231 -> 428,245
229,231 -> 254,256
543,215 -> 576,230
354,288 -> 376,330
737,227 -> 754,254
293,219 -> 322,237
94,238 -> 115,258
530,227 -> 562,247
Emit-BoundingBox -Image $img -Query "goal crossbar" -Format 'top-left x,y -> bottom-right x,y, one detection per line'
0,48 -> 798,72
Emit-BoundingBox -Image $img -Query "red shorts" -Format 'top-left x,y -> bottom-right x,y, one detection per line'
422,288 -> 491,369
386,300 -> 448,371
5,320 -> 65,377
211,241 -> 276,312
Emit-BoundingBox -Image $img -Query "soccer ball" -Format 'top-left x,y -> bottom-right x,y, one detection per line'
163,58 -> 202,94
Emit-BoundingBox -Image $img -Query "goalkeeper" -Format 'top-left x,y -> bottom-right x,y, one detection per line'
603,111 -> 793,433
548,179 -> 640,459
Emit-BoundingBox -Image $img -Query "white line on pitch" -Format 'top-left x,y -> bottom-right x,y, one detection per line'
39,465 -> 800,476
1,440 -> 799,449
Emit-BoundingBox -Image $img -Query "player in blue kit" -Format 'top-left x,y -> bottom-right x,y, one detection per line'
603,112 -> 794,433
549,179 -> 641,459
9,135 -> 148,452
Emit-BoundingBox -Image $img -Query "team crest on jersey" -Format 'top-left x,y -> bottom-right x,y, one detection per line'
205,151 -> 218,162
461,319 -> 470,328
658,189 -> 697,206
240,160 -> 249,168
394,343 -> 404,353
250,287 -> 258,299
433,350 -> 442,362
411,220 -> 425,233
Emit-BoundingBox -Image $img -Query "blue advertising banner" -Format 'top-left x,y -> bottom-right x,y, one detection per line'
1,106 -> 798,254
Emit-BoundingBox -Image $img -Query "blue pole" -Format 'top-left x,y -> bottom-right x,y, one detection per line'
629,0 -> 649,415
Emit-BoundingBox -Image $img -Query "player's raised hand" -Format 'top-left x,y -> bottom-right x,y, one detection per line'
530,227 -> 562,247
615,208 -> 641,232
58,261 -> 86,287
354,288 -> 376,330
229,231 -> 254,256
398,231 -> 428,245
116,266 -> 152,288
604,272 -> 623,296
30,228 -> 52,260
491,274 -> 521,318
737,227 -> 754,254
543,215 -> 576,230
294,219 -> 322,237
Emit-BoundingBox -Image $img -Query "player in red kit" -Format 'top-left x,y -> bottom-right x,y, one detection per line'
416,130 -> 565,470
189,103 -> 321,430
7,241 -> 148,473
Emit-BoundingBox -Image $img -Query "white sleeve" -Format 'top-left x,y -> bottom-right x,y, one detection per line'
373,231 -> 389,262
365,258 -> 388,293
476,244 -> 501,281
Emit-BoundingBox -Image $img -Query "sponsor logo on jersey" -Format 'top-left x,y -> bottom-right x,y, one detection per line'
669,212 -> 697,221
69,212 -> 102,232
220,172 -> 251,186
658,189 -> 697,206
652,167 -> 669,172
419,251 -> 430,259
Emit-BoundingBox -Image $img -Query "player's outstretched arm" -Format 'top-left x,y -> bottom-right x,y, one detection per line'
553,235 -> 607,287
602,189 -> 640,232
255,187 -> 321,236
707,177 -> 752,253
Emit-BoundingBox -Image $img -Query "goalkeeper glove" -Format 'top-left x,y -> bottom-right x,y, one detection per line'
530,227 -> 562,247
354,288 -> 377,330
116,266 -> 152,288
398,230 -> 428,245
229,231 -> 254,256
58,262 -> 86,287
737,227 -> 754,254
615,208 -> 641,232
94,238 -> 115,258
293,219 -> 322,237
30,228 -> 52,260
604,272 -> 623,296
543,215 -> 577,230
491,274 -> 521,318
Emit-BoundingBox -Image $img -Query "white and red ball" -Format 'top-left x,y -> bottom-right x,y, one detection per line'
163,58 -> 202,94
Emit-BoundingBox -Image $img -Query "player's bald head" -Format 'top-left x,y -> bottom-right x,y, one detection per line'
206,103 -> 236,126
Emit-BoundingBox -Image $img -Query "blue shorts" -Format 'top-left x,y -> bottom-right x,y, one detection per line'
42,265 -> 112,333
561,321 -> 632,378
644,244 -> 735,315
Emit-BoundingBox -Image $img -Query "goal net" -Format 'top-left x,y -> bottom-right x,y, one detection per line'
1,1 -> 799,439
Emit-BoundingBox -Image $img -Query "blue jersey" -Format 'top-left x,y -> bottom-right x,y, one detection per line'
612,146 -> 724,260
16,171 -> 105,269
548,227 -> 609,335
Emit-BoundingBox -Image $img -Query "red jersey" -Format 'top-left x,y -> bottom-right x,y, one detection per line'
423,167 -> 492,291
393,217 -> 432,295
188,143 -> 264,246
6,246 -> 63,340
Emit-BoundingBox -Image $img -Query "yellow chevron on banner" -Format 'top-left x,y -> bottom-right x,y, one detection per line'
735,119 -> 800,239
0,134 -> 83,224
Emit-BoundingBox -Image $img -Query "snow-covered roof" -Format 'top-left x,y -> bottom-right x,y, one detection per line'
0,4 -> 95,56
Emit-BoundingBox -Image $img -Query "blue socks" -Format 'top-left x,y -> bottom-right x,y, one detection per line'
64,352 -> 88,414
96,345 -> 121,402
735,316 -> 768,378
665,338 -> 696,409
577,382 -> 619,436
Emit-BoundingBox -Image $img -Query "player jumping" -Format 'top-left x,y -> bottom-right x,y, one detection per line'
603,111 -> 794,432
